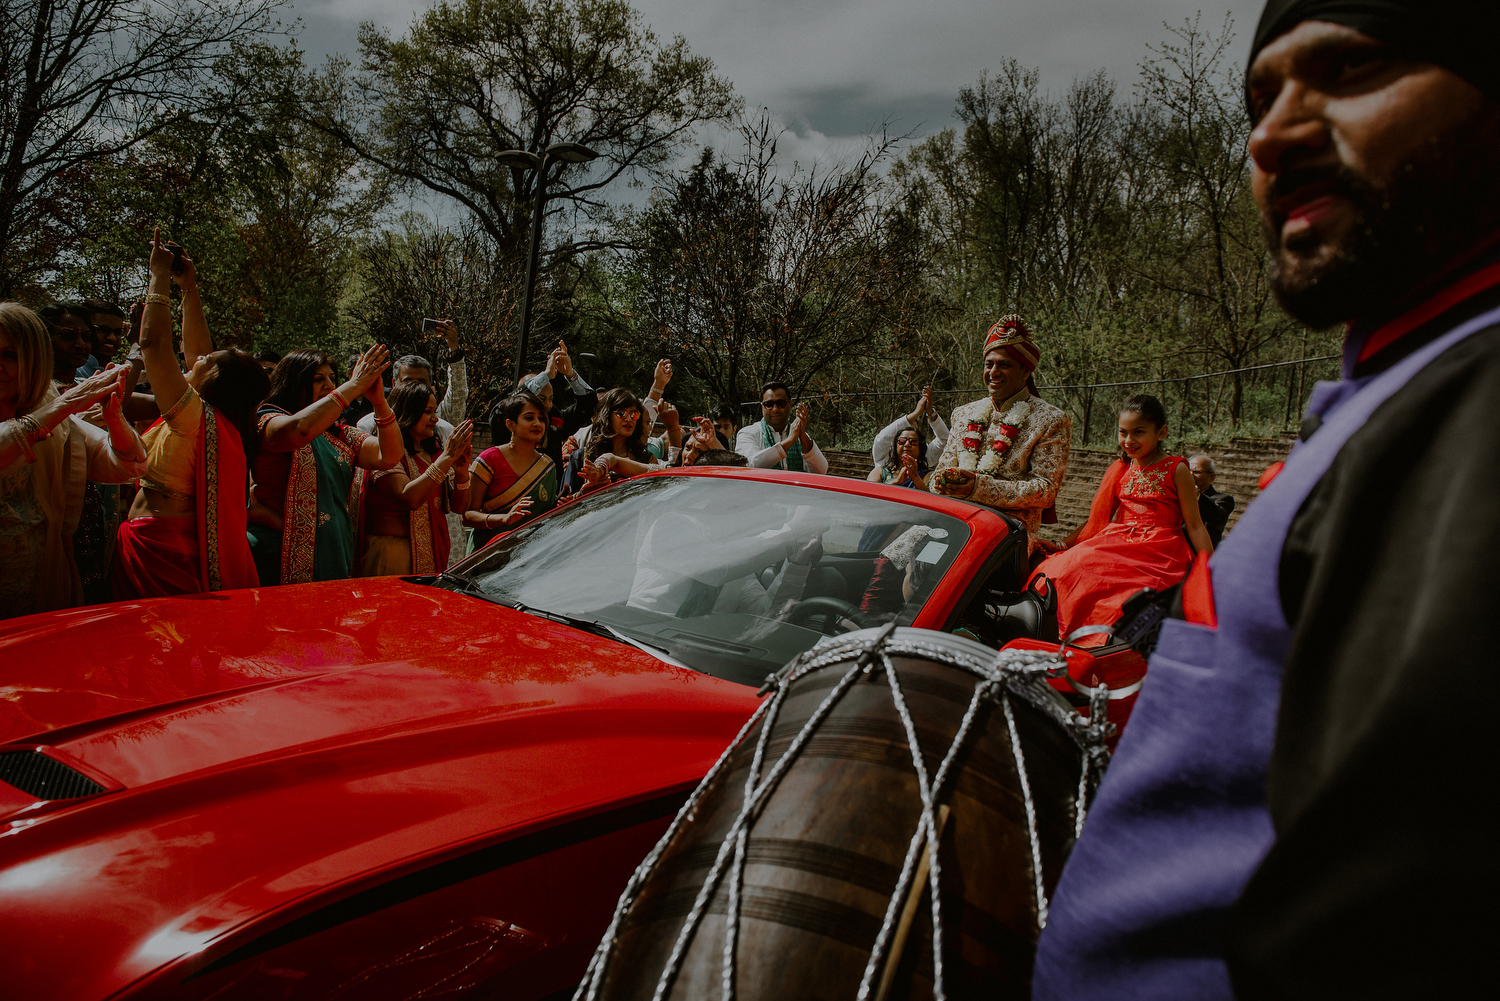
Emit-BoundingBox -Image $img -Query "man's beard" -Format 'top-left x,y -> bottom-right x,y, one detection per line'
1264,109 -> 1500,328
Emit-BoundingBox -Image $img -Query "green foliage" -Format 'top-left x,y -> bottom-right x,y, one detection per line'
621,113 -> 934,414
9,5 -> 1330,447
41,42 -> 390,354
879,13 -> 1312,442
0,0 -> 289,298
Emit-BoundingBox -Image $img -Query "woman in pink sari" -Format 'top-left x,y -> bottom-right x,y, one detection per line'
112,231 -> 269,597
358,384 -> 473,576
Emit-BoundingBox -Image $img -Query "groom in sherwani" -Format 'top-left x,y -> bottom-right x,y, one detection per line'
930,315 -> 1072,557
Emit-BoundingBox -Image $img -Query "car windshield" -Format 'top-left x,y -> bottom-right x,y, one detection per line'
441,475 -> 971,686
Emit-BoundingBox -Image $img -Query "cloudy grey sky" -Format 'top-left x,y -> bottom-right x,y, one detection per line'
291,0 -> 1262,147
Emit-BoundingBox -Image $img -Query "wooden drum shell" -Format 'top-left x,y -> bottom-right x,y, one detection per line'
596,631 -> 1086,1001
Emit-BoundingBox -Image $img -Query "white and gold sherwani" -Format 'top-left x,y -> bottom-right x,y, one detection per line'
929,388 -> 1071,554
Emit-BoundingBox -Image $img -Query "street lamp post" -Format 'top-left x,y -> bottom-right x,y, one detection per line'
498,142 -> 600,386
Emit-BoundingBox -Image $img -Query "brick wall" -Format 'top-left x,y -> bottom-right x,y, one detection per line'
822,435 -> 1294,541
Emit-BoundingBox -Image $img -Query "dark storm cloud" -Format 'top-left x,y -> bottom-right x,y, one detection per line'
291,0 -> 1262,147
775,83 -> 955,140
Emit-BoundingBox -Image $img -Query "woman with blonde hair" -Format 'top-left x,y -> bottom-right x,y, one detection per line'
1,302 -> 146,619
112,231 -> 270,598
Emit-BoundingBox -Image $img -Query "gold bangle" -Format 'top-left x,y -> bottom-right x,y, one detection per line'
15,413 -> 51,442
373,412 -> 396,427
143,293 -> 170,306
327,388 -> 351,411
7,420 -> 36,464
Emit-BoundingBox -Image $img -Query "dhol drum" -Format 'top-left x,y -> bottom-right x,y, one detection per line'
576,625 -> 1111,1001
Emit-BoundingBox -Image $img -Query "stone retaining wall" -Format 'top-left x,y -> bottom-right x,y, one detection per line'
479,424 -> 1293,544
822,435 -> 1295,541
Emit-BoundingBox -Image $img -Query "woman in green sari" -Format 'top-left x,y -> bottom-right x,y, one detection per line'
248,346 -> 403,584
465,392 -> 558,553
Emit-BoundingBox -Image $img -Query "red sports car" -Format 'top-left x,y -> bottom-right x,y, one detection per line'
0,468 -> 1040,1000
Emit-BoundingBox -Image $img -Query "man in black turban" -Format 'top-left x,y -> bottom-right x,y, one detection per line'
1034,4 -> 1498,1000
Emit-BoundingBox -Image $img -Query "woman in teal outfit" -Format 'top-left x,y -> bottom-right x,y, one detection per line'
247,347 -> 403,584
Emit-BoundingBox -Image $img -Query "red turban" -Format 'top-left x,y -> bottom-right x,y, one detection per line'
983,314 -> 1039,373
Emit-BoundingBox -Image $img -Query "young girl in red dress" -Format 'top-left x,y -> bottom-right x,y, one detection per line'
1034,394 -> 1214,643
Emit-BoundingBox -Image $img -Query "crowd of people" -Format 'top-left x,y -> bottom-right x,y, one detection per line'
1,0 -> 1482,994
2,229 -> 861,621
1,222 -> 1236,637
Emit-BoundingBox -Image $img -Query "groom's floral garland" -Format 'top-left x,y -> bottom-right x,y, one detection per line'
957,397 -> 1031,475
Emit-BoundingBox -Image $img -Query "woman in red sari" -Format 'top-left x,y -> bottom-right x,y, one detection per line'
358,384 -> 473,576
113,231 -> 269,597
1034,395 -> 1213,643
465,392 -> 557,553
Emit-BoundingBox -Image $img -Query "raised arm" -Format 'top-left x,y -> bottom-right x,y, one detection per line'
80,375 -> 148,481
2,366 -> 141,471
434,320 -> 467,424
378,422 -> 472,510
354,371 -> 403,470
259,343 -> 390,453
926,408 -> 950,467
871,413 -> 908,467
645,358 -> 672,408
658,400 -> 683,451
139,229 -> 189,411
173,249 -> 212,371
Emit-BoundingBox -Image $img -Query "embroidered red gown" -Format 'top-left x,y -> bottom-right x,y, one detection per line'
1035,455 -> 1195,643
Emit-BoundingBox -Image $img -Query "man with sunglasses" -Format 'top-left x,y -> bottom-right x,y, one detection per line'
735,381 -> 828,473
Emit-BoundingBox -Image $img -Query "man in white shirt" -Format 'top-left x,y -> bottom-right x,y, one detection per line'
735,381 -> 829,473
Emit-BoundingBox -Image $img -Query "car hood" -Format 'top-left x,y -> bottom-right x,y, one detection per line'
0,579 -> 761,999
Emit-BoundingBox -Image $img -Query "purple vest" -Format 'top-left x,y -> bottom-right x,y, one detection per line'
1033,302 -> 1500,999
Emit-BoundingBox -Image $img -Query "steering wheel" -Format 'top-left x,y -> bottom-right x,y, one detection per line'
786,596 -> 879,634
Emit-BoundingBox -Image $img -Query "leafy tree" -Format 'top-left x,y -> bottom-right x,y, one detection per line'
630,114 -> 931,411
316,0 -> 737,255
1129,14 -> 1294,420
46,42 -> 390,354
344,217 -> 523,418
882,14 -> 1317,440
0,0 -> 287,296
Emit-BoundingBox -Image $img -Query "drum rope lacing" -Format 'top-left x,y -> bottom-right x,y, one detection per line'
574,625 -> 1113,1001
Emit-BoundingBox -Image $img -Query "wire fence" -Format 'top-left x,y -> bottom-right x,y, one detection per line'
735,354 -> 1339,407
739,353 -> 1342,448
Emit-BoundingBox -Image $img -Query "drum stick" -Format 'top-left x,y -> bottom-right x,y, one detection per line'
874,802 -> 952,1001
